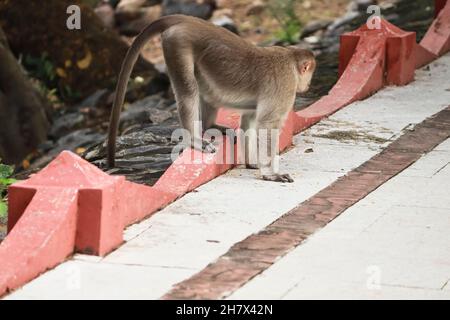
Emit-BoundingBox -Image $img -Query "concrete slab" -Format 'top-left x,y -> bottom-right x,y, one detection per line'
281,281 -> 450,300
230,139 -> 450,300
4,260 -> 194,300
401,150 -> 450,178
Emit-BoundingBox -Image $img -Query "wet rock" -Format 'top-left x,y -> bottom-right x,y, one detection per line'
48,129 -> 106,158
162,0 -> 216,20
119,94 -> 176,130
347,0 -> 378,13
300,20 -> 332,39
49,112 -> 86,138
303,36 -> 321,45
105,160 -> 173,185
85,122 -> 177,164
120,104 -> 174,128
84,123 -> 179,185
326,11 -> 361,35
75,89 -> 110,110
15,129 -> 106,180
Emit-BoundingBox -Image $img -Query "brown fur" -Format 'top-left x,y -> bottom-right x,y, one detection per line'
107,15 -> 316,182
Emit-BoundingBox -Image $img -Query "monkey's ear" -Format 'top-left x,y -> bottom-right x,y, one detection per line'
299,60 -> 313,74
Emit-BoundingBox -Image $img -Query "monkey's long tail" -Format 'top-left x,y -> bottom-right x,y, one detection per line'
107,15 -> 184,167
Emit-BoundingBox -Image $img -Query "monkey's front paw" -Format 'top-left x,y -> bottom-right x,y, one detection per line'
262,173 -> 294,183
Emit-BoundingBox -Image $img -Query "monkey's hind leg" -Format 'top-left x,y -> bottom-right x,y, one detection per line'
240,113 -> 259,170
202,98 -> 237,145
163,46 -> 215,153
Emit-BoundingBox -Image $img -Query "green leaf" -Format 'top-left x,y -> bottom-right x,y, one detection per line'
0,178 -> 16,186
0,164 -> 13,179
0,201 -> 7,218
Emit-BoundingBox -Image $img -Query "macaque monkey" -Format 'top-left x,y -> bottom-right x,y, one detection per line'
107,15 -> 316,183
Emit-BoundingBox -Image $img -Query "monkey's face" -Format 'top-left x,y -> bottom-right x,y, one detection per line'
297,59 -> 316,93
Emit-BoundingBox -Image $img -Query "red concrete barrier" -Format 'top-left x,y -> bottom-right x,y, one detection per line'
421,0 -> 450,56
155,139 -> 236,196
2,9 -> 450,296
0,152 -> 176,296
1,186 -> 78,296
435,0 -> 448,17
293,19 -> 417,133
414,43 -> 438,69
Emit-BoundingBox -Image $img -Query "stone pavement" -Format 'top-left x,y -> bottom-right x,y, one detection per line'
229,138 -> 450,300
4,53 -> 450,300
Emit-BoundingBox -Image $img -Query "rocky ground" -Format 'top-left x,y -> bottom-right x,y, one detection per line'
14,0 -> 434,187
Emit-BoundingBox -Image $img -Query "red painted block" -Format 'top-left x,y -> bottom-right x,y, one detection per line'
338,33 -> 360,77
435,0 -> 448,17
120,181 -> 177,227
414,43 -> 439,69
279,112 -> 295,152
0,151 -> 178,295
421,0 -> 450,56
76,182 -> 123,256
295,28 -> 386,133
9,151 -> 127,256
347,20 -> 416,86
294,19 -> 424,133
386,31 -> 416,85
155,138 -> 235,196
0,187 -> 78,296
7,186 -> 36,232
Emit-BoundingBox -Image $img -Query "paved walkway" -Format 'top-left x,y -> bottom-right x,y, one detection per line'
230,138 -> 450,299
5,53 -> 450,300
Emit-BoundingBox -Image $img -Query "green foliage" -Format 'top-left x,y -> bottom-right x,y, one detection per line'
22,53 -> 80,102
0,161 -> 17,219
268,0 -> 303,44
0,202 -> 6,219
24,53 -> 57,86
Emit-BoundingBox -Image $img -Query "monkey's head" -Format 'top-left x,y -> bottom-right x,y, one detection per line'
290,48 -> 316,93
